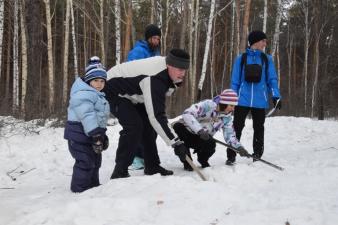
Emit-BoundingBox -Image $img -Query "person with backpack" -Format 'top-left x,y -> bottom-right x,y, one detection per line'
127,24 -> 162,170
172,89 -> 250,171
227,30 -> 282,166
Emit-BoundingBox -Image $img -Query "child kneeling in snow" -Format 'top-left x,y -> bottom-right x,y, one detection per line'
64,56 -> 110,193
172,89 -> 250,171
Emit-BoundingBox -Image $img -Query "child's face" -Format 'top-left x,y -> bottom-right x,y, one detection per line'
219,104 -> 235,114
224,105 -> 235,114
90,78 -> 105,91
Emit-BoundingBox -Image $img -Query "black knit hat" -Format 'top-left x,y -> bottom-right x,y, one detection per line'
144,24 -> 161,40
166,49 -> 190,70
248,30 -> 267,46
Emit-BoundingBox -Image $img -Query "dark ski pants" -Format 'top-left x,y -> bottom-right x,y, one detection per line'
110,97 -> 160,173
68,140 -> 102,193
173,122 -> 216,165
227,106 -> 265,161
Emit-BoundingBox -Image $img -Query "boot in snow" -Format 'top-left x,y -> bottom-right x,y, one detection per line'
131,156 -> 144,170
144,165 -> 173,176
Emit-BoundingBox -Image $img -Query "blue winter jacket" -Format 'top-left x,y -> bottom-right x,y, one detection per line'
127,40 -> 160,61
64,78 -> 110,143
231,48 -> 281,109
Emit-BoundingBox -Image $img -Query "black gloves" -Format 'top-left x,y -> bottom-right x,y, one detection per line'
173,142 -> 188,162
272,97 -> 282,110
198,129 -> 210,141
237,146 -> 250,157
92,134 -> 109,154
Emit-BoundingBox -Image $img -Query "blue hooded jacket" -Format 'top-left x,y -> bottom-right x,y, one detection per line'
64,78 -> 110,143
231,48 -> 281,109
127,40 -> 160,61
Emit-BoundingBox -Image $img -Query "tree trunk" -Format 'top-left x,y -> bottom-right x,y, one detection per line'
115,0 -> 121,64
63,0 -> 70,109
13,0 -> 19,115
234,0 -> 240,56
262,0 -> 267,33
197,0 -> 215,95
239,0 -> 251,52
123,0 -> 132,61
99,0 -> 105,64
20,0 -> 28,117
191,0 -> 199,102
70,0 -> 78,76
0,0 -> 4,82
188,0 -> 195,104
303,0 -> 310,112
44,0 -> 55,114
271,0 -> 282,57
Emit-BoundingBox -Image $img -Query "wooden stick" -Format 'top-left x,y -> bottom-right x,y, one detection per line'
185,155 -> 207,181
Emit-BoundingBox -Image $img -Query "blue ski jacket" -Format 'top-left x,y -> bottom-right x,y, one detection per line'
231,48 -> 281,109
127,40 -> 160,61
64,78 -> 110,143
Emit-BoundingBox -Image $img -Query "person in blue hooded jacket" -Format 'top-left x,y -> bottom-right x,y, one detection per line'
64,56 -> 110,192
226,30 -> 282,165
127,24 -> 161,61
127,24 -> 161,170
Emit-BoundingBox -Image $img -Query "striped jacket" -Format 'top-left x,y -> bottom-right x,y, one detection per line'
104,56 -> 179,146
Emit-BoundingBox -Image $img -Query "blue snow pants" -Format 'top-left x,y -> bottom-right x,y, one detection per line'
68,140 -> 102,193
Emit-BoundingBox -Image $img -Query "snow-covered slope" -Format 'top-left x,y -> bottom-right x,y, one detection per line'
0,116 -> 337,225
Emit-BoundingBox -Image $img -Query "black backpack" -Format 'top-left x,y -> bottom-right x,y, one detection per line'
240,52 -> 269,83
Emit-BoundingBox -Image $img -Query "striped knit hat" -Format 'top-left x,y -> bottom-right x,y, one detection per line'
83,56 -> 107,83
219,89 -> 238,106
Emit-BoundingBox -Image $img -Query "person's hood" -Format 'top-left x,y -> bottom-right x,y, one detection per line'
70,77 -> 105,97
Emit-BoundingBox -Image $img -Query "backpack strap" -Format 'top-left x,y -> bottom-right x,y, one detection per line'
261,52 -> 269,83
240,53 -> 247,84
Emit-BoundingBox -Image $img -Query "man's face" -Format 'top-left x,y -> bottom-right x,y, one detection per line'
251,39 -> 267,51
167,65 -> 186,84
148,35 -> 161,49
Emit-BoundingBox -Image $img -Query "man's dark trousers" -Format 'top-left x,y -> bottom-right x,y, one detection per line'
111,97 -> 160,173
227,106 -> 265,161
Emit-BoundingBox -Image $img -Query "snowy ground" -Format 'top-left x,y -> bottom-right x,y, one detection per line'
0,116 -> 338,225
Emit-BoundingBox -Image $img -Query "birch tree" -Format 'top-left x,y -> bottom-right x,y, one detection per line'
63,0 -> 70,108
0,0 -> 4,81
302,0 -> 311,111
70,0 -> 78,76
191,0 -> 200,102
197,0 -> 215,94
13,0 -> 19,114
99,0 -> 105,65
271,0 -> 282,58
20,0 -> 28,116
115,0 -> 121,64
188,0 -> 195,103
44,0 -> 55,113
262,0 -> 267,33
234,0 -> 240,56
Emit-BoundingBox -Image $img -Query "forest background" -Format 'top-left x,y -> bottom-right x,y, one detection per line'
0,0 -> 337,121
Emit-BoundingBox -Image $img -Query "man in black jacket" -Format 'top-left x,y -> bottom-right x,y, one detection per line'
104,49 -> 190,179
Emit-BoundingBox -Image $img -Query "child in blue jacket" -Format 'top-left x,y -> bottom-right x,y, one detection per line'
64,56 -> 110,193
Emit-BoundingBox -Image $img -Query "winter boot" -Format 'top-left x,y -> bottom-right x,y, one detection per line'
131,156 -> 145,170
183,162 -> 193,171
198,161 -> 210,168
144,165 -> 174,176
110,167 -> 130,179
225,159 -> 235,166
